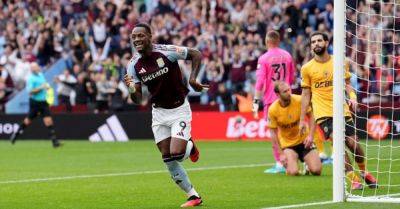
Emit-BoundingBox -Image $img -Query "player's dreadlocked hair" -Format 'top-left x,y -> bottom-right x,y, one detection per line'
134,22 -> 152,35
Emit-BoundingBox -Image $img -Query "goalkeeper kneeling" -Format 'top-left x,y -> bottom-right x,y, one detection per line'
267,81 -> 322,176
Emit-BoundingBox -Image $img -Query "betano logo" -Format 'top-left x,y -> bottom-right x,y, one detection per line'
226,116 -> 270,138
366,115 -> 390,140
142,67 -> 168,82
89,115 -> 129,142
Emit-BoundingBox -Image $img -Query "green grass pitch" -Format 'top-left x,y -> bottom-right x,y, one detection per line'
0,140 -> 399,209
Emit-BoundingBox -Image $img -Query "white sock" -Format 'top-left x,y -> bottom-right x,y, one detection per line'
187,187 -> 199,197
276,162 -> 283,168
165,161 -> 193,193
319,152 -> 328,159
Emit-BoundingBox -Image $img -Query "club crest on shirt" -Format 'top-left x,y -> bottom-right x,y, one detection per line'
157,58 -> 165,68
323,71 -> 329,77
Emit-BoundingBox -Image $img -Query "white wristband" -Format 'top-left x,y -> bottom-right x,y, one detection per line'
128,83 -> 136,94
202,86 -> 209,93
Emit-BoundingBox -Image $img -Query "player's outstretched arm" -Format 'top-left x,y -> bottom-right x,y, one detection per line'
270,128 -> 286,166
253,58 -> 266,119
124,74 -> 142,104
304,111 -> 316,149
300,88 -> 311,135
344,59 -> 357,110
186,48 -> 209,92
345,79 -> 357,110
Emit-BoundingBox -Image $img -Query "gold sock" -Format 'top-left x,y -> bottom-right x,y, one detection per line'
346,171 -> 361,183
314,131 -> 325,154
357,162 -> 366,172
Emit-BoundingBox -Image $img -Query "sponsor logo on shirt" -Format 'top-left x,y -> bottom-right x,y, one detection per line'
314,80 -> 333,88
141,67 -> 169,82
139,68 -> 146,74
279,120 -> 299,129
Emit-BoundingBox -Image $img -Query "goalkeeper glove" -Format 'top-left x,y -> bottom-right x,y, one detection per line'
252,99 -> 260,119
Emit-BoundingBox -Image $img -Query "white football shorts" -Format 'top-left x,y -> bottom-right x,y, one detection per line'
151,99 -> 192,144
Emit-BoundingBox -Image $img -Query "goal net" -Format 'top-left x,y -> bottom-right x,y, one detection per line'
334,0 -> 400,203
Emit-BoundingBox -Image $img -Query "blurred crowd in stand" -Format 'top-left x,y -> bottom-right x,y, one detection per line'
1,0 -> 397,113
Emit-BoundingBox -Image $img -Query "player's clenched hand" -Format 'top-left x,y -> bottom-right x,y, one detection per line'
252,100 -> 259,119
303,134 -> 314,149
279,153 -> 287,167
124,74 -> 136,93
124,74 -> 133,87
189,79 -> 209,92
348,99 -> 358,111
299,120 -> 307,137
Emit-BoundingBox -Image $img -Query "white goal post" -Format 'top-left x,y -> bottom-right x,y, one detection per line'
333,0 -> 346,202
333,0 -> 400,203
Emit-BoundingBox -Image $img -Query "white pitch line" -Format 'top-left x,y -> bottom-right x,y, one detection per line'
263,192 -> 400,209
0,163 -> 274,185
262,201 -> 335,209
375,192 -> 400,198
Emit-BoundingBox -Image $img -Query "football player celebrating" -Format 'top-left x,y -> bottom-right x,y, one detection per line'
124,23 -> 208,207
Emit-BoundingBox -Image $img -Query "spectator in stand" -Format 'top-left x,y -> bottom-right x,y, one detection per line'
376,66 -> 393,103
91,16 -> 108,46
203,58 -> 224,104
0,56 -> 14,112
229,46 -> 247,92
109,75 -> 129,112
216,83 -> 234,112
55,69 -> 77,112
94,71 -> 115,113
89,36 -> 111,64
0,79 -> 6,112
75,72 -> 90,105
234,88 -> 253,113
